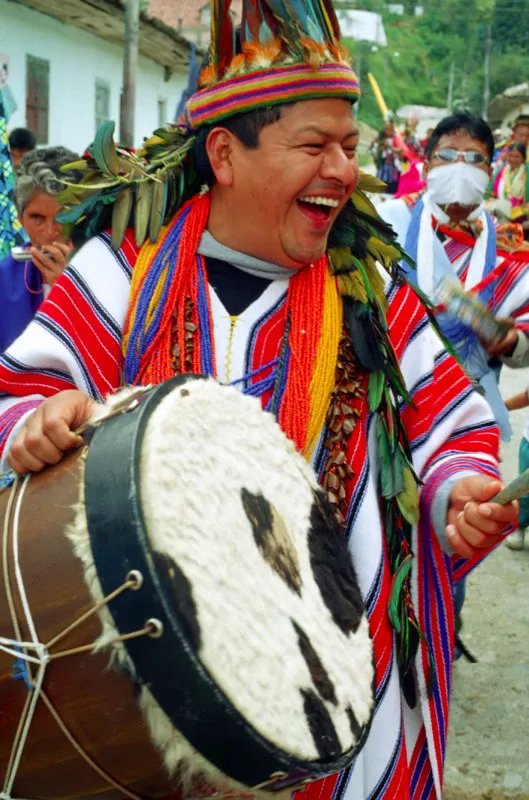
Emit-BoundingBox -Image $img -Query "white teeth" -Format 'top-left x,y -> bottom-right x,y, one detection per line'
299,196 -> 340,208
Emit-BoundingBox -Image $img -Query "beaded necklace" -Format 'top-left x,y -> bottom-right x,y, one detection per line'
122,193 -> 342,457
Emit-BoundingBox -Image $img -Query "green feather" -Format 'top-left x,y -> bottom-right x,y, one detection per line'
93,120 -> 121,176
368,370 -> 385,411
388,555 -> 413,633
149,179 -> 168,243
57,196 -> 98,225
397,464 -> 420,524
111,188 -> 133,250
376,415 -> 405,499
134,181 -> 152,248
60,160 -> 89,172
356,171 -> 388,194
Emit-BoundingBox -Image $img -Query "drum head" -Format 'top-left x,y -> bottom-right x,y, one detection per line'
84,377 -> 374,791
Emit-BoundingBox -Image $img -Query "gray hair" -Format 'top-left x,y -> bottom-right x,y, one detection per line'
15,146 -> 84,213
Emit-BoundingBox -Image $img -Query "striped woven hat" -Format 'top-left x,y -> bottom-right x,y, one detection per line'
185,0 -> 360,131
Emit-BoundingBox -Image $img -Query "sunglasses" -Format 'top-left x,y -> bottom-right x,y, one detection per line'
432,148 -> 490,166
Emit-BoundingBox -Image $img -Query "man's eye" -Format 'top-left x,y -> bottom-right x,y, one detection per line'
303,143 -> 324,151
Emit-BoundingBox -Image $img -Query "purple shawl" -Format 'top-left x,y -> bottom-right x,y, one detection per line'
0,251 -> 43,352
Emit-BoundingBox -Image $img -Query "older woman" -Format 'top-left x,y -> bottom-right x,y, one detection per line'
0,147 -> 84,351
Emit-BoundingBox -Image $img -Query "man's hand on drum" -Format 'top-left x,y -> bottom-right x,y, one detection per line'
8,390 -> 101,474
445,475 -> 518,559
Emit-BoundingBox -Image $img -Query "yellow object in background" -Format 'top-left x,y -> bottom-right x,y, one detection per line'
367,73 -> 389,119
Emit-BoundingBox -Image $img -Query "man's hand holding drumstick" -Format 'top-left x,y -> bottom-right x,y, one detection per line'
7,391 -> 100,474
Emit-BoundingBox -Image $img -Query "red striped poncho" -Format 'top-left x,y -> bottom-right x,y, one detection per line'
0,227 -> 501,799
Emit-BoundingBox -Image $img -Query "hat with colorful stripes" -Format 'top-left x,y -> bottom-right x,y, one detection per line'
185,0 -> 360,131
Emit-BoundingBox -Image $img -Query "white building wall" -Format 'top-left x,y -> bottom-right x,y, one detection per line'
1,0 -> 188,154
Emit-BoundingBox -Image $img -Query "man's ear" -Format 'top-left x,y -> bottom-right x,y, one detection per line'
206,127 -> 235,187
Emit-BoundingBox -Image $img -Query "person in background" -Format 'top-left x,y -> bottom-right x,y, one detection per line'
419,126 -> 433,155
8,127 -> 36,172
372,116 -> 402,194
0,147 -> 83,351
486,143 -> 529,212
504,384 -> 529,549
494,114 -> 529,166
378,111 -> 529,654
378,111 -> 529,442
402,119 -> 421,160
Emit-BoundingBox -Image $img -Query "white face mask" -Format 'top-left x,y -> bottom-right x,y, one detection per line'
427,161 -> 489,208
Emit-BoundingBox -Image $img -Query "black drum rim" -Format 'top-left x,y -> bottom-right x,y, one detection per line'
84,376 -> 363,790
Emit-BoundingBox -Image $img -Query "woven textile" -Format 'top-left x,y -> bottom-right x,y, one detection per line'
0,91 -> 24,258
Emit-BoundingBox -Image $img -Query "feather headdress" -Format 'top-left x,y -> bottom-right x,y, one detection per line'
57,0 -> 360,245
185,0 -> 359,129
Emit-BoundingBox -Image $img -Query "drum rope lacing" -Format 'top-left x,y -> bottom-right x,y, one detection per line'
1,473 -> 262,800
0,473 -> 158,800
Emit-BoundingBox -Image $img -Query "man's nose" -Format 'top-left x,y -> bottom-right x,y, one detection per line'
320,144 -> 356,185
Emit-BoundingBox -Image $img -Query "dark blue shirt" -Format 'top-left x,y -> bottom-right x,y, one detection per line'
0,250 -> 43,352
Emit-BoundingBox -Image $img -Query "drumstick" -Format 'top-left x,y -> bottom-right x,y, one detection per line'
74,385 -> 153,437
490,468 -> 529,506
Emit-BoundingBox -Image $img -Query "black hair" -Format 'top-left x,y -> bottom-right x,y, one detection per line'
508,141 -> 527,159
514,114 -> 529,128
191,105 -> 285,185
425,111 -> 494,162
8,127 -> 37,151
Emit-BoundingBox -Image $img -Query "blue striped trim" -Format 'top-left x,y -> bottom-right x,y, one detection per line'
410,739 -> 429,795
99,232 -> 133,279
0,352 -> 71,384
367,728 -> 403,799
67,268 -> 123,341
35,315 -> 101,399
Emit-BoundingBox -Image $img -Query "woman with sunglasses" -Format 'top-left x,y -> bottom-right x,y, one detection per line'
378,111 -> 529,407
378,110 -> 529,575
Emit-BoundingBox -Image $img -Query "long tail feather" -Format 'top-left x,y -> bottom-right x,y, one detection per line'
211,0 -> 234,78
243,0 -> 277,42
308,0 -> 340,43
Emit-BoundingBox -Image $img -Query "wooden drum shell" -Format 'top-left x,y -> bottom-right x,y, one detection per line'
0,449 -> 177,800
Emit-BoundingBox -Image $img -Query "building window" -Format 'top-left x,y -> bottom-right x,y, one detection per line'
158,98 -> 168,127
26,56 -> 49,145
95,79 -> 111,133
200,5 -> 211,25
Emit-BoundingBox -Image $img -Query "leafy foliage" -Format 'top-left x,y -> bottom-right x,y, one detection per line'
57,120 -> 197,248
344,0 -> 529,131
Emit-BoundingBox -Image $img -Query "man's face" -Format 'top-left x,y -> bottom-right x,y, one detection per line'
424,129 -> 491,222
212,99 -> 359,268
10,147 -> 30,172
20,190 -> 65,249
513,124 -> 529,147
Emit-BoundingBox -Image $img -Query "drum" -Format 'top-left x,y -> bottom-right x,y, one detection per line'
0,376 -> 374,800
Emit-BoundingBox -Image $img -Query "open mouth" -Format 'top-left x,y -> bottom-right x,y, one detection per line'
296,195 -> 339,224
